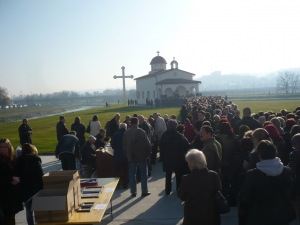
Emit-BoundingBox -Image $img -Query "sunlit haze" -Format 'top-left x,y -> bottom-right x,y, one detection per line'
1,0 -> 300,96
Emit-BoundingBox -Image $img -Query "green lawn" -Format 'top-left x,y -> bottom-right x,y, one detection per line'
0,105 -> 180,153
1,99 -> 299,153
234,99 -> 299,114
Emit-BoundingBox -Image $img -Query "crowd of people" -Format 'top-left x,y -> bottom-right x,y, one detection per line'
1,95 -> 300,225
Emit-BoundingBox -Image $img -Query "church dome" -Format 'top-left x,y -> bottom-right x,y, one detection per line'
150,56 -> 167,65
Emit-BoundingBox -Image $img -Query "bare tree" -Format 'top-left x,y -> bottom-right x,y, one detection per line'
277,71 -> 293,93
290,71 -> 300,93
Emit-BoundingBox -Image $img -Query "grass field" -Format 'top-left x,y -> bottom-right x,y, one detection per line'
0,105 -> 180,153
0,99 -> 299,153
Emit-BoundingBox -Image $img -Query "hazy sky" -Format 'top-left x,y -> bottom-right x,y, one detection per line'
1,1 -> 300,96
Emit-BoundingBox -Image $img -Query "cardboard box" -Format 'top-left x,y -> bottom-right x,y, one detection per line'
43,170 -> 81,209
31,188 -> 75,222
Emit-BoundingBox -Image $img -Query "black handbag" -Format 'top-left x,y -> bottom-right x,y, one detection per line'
85,121 -> 91,133
216,191 -> 230,214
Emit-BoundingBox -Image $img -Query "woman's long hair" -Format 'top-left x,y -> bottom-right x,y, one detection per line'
0,138 -> 14,161
219,122 -> 234,138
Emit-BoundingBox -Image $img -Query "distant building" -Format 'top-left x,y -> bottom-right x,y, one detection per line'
211,71 -> 222,76
135,51 -> 201,104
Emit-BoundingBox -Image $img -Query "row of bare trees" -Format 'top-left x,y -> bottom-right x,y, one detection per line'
12,89 -> 137,101
277,70 -> 300,93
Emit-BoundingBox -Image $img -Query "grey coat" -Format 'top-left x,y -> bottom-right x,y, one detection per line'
123,126 -> 151,162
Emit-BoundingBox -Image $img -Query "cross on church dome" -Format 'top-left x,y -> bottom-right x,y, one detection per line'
157,51 -> 160,56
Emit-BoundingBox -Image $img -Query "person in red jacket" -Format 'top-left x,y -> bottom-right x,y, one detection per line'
184,118 -> 196,143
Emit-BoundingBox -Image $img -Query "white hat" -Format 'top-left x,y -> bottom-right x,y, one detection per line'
164,114 -> 169,119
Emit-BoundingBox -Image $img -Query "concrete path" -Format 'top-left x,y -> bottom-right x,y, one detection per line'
16,155 -> 299,225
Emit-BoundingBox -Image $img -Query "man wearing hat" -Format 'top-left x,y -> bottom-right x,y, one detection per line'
81,135 -> 97,170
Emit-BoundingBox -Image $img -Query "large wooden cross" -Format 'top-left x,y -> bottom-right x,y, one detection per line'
113,66 -> 134,104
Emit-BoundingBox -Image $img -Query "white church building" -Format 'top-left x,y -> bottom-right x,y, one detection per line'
135,52 -> 201,104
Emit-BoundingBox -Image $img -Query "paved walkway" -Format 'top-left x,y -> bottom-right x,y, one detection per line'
16,155 -> 299,225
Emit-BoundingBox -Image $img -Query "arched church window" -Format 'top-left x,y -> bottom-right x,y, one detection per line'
153,90 -> 155,98
142,91 -> 144,99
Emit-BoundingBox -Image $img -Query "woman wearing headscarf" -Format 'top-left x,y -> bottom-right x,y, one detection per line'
178,149 -> 221,225
183,118 -> 195,143
264,124 -> 288,166
0,138 -> 23,225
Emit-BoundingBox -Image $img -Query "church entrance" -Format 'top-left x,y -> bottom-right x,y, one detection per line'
175,86 -> 187,97
165,88 -> 173,97
147,91 -> 150,101
189,87 -> 196,95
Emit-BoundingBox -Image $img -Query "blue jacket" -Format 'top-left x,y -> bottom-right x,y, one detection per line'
111,129 -> 127,163
55,134 -> 80,158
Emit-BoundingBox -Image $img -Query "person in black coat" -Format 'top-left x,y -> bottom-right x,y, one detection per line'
56,116 -> 69,141
227,137 -> 253,205
71,116 -> 86,146
111,124 -> 129,188
245,128 -> 271,171
18,118 -> 33,145
159,119 -> 192,195
94,129 -> 109,149
0,138 -> 23,225
234,108 -> 261,135
288,133 -> 300,220
239,140 -> 293,225
178,149 -> 221,225
106,113 -> 120,138
81,135 -> 97,170
15,143 -> 43,225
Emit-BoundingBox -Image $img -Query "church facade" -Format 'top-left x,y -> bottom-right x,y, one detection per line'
135,52 -> 201,104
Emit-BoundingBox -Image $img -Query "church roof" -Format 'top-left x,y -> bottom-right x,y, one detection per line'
150,56 -> 167,65
155,78 -> 201,85
134,69 -> 195,80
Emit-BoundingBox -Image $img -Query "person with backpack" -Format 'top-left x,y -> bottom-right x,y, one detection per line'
123,117 -> 152,197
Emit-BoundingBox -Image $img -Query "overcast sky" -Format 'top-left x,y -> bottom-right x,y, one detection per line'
1,0 -> 300,96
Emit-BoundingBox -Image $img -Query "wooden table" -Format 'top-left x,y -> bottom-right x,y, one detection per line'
37,177 -> 119,225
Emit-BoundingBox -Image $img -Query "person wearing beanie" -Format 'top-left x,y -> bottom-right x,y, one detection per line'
264,124 -> 288,165
159,119 -> 192,195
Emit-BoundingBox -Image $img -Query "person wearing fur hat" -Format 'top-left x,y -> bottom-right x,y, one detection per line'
159,119 -> 192,195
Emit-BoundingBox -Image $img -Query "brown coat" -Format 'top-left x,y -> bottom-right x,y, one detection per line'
178,168 -> 221,225
123,126 -> 151,162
